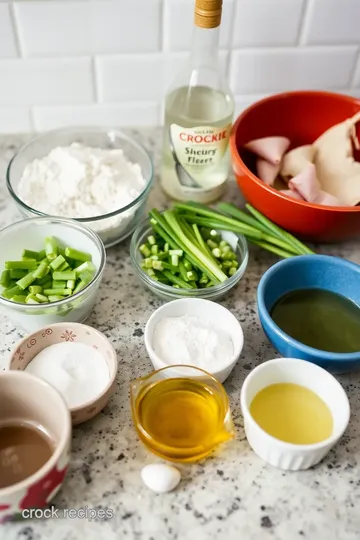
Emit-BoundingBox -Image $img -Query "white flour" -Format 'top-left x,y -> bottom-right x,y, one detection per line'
17,143 -> 146,233
153,315 -> 234,370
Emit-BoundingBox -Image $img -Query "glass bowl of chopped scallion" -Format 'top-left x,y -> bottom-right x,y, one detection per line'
130,217 -> 248,301
0,217 -> 106,333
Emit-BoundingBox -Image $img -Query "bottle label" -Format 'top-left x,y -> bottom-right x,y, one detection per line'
169,123 -> 231,191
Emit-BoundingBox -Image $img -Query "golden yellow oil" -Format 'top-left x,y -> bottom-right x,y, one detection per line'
133,377 -> 232,462
250,383 -> 333,445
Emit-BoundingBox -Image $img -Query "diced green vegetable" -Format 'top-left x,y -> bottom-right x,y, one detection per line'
48,295 -> 65,302
33,261 -> 49,279
64,247 -> 92,262
16,272 -> 36,290
35,294 -> 49,303
49,254 -> 66,270
26,294 -> 40,304
0,237 -> 96,304
22,249 -> 45,261
29,285 -> 42,294
52,281 -> 66,289
52,271 -> 76,281
45,237 -> 58,260
5,260 -> 37,270
73,281 -> 86,294
79,271 -> 93,285
9,269 -> 27,279
43,288 -> 72,296
0,270 -> 11,287
73,261 -> 96,276
12,295 -> 27,303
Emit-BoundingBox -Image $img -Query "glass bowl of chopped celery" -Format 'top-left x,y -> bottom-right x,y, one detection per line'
130,216 -> 249,301
0,217 -> 106,333
6,127 -> 154,248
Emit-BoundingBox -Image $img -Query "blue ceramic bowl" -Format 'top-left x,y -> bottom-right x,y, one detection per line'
257,255 -> 360,373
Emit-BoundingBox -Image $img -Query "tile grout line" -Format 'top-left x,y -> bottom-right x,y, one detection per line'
159,0 -> 167,124
226,0 -> 237,80
160,0 -> 166,53
348,46 -> 360,89
297,0 -> 311,46
91,56 -> 100,103
9,1 -> 23,58
28,106 -> 36,133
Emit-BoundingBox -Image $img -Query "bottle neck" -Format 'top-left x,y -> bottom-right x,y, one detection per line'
190,25 -> 220,68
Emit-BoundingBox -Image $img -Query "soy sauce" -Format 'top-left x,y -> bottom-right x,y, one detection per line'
271,288 -> 360,353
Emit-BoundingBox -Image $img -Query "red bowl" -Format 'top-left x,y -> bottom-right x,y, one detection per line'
230,90 -> 360,242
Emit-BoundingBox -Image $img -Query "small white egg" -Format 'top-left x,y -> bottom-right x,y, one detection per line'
141,464 -> 181,493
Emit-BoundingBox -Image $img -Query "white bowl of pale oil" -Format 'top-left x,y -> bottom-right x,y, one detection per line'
130,365 -> 234,463
240,358 -> 350,471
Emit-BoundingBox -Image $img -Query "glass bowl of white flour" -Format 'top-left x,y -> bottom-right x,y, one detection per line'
6,127 -> 154,248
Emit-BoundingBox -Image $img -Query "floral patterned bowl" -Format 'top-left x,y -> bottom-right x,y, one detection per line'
9,322 -> 118,425
0,370 -> 71,523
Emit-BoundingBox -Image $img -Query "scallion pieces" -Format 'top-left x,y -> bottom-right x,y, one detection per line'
1,237 -> 96,304
138,210 -> 239,290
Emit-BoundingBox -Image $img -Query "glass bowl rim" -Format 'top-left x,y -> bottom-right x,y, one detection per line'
130,364 -> 232,452
6,126 -> 154,222
130,218 -> 249,297
0,216 -> 106,310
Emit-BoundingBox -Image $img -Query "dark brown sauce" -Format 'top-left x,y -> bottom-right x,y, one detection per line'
0,423 -> 53,488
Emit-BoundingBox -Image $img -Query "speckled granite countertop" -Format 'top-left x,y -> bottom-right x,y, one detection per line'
1,129 -> 360,540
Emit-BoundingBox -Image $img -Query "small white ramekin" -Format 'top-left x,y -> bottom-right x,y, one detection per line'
144,298 -> 244,383
240,358 -> 350,471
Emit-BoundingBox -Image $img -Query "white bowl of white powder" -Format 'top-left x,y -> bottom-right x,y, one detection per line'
7,127 -> 154,248
144,298 -> 244,383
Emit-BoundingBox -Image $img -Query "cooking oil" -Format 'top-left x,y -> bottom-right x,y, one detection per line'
132,376 -> 233,462
250,383 -> 333,445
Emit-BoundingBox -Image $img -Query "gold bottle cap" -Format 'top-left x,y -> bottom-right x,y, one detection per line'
195,0 -> 223,29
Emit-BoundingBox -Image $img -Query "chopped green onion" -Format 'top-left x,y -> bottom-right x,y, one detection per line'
9,269 -> 27,279
43,288 -> 72,296
26,294 -> 40,304
52,281 -> 66,289
45,237 -> 58,260
79,271 -> 93,285
65,247 -> 92,262
147,235 -> 156,246
52,271 -> 76,281
12,295 -> 27,303
171,254 -> 179,266
2,285 -> 22,299
35,293 -> 49,303
49,254 -> 66,271
0,270 -> 11,287
73,261 -> 95,276
33,261 -> 49,279
48,295 -> 65,303
16,272 -> 36,290
5,260 -> 37,270
29,285 -> 42,294
22,249 -> 44,261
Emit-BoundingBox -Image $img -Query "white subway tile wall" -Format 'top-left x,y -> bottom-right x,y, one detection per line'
0,0 -> 358,132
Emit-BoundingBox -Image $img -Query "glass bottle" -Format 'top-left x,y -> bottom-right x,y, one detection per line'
160,0 -> 234,203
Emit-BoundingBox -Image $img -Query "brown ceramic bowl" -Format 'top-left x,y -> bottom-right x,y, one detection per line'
0,370 -> 71,523
9,322 -> 118,425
